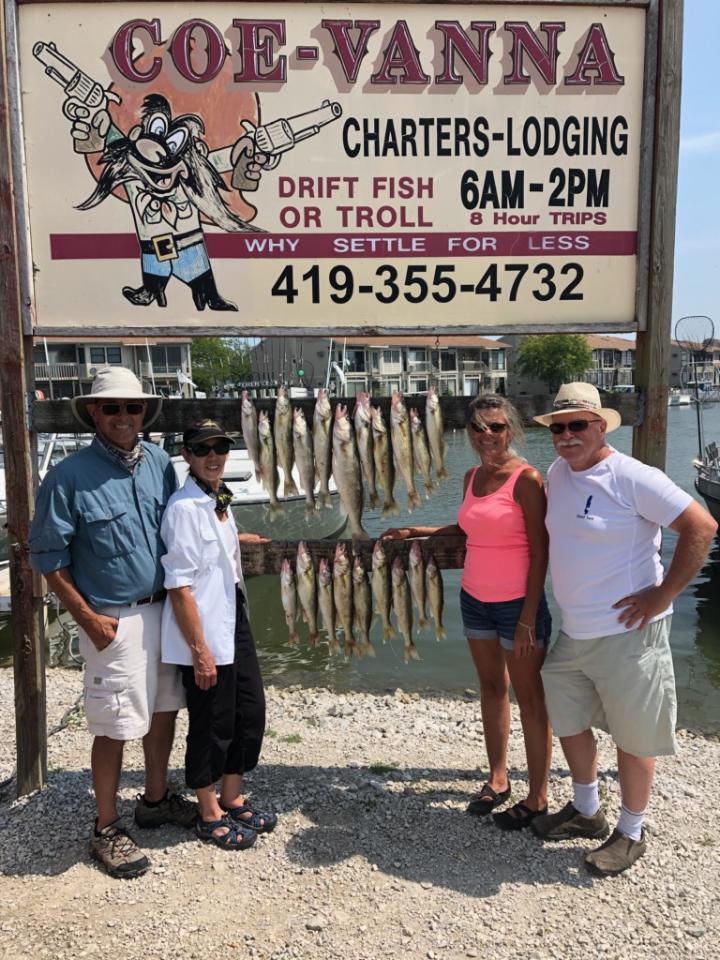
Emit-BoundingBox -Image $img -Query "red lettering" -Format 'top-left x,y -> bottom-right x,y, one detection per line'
565,23 -> 625,86
321,20 -> 380,83
170,20 -> 226,84
371,21 -> 430,85
110,18 -> 162,83
434,21 -> 495,85
504,22 -> 565,85
232,19 -> 286,83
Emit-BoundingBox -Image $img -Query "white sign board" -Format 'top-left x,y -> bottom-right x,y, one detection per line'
18,2 -> 649,334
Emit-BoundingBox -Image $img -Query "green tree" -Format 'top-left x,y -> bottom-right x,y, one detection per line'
190,338 -> 251,393
516,334 -> 593,392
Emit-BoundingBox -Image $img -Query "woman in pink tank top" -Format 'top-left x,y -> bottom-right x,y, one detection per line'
383,394 -> 552,830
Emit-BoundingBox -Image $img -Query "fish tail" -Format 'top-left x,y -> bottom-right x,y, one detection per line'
305,502 -> 319,518
381,500 -> 400,518
308,631 -> 320,647
284,479 -> 300,497
436,626 -> 447,642
436,467 -> 450,481
425,478 -> 436,494
382,623 -> 396,643
351,525 -> 371,540
318,491 -> 331,509
329,635 -> 342,656
360,641 -> 376,658
368,491 -> 381,509
418,616 -> 430,629
288,631 -> 300,647
267,501 -> 283,518
409,490 -> 423,510
404,642 -> 421,663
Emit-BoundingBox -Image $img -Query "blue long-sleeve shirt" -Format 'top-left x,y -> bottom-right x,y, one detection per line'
29,437 -> 177,608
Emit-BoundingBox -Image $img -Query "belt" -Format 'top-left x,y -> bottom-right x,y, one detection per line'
128,589 -> 167,607
140,230 -> 204,261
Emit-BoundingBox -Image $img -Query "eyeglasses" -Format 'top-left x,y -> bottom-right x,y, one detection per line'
469,421 -> 508,434
187,439 -> 231,457
548,419 -> 603,435
97,401 -> 147,416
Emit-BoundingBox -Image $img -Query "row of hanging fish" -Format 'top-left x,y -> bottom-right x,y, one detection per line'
241,386 -> 448,536
280,540 -> 446,664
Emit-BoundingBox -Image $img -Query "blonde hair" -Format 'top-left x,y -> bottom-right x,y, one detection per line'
467,394 -> 525,449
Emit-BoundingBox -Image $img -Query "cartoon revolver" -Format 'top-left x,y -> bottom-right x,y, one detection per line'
231,100 -> 343,191
33,41 -> 121,153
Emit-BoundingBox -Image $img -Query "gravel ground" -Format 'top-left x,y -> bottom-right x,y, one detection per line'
0,668 -> 719,960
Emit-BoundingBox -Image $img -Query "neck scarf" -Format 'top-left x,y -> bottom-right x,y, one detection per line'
96,432 -> 145,474
190,471 -> 234,517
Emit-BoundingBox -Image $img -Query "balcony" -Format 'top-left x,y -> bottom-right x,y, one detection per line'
460,360 -> 488,372
406,361 -> 432,373
34,362 -> 79,380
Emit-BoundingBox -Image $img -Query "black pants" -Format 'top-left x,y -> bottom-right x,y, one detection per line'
180,590 -> 266,790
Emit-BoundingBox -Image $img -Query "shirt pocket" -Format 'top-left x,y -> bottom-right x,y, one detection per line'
84,674 -> 130,727
198,519 -> 221,570
82,505 -> 136,558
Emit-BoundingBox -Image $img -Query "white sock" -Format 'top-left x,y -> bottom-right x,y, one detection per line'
616,804 -> 646,841
572,780 -> 600,817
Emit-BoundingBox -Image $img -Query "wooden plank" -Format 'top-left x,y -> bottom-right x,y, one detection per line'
0,0 -> 47,796
240,534 -> 467,578
632,0 -> 683,469
31,392 -> 639,434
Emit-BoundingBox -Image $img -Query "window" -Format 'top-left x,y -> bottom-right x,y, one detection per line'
383,349 -> 401,365
89,346 -> 122,365
409,378 -> 427,393
150,345 -> 184,373
441,351 -> 456,371
407,348 -> 426,365
371,352 -> 379,371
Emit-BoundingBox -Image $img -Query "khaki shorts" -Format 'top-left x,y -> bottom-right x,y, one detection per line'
78,602 -> 185,741
541,616 -> 677,757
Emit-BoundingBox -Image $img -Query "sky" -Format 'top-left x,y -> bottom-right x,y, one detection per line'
673,0 -> 719,332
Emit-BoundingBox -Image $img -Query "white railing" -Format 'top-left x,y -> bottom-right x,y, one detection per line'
34,362 -> 79,380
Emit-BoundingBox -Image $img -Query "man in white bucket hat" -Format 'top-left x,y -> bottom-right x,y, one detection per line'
531,383 -> 716,876
30,367 -> 196,878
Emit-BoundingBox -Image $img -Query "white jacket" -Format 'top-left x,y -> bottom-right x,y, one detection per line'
160,476 -> 247,665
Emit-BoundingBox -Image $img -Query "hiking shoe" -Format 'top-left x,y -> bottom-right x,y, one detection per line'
584,828 -> 647,877
134,791 -> 198,830
531,801 -> 610,841
90,821 -> 150,879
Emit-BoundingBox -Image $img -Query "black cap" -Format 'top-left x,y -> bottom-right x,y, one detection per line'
182,420 -> 235,448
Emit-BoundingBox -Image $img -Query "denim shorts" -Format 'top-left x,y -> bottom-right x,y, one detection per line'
460,588 -> 552,651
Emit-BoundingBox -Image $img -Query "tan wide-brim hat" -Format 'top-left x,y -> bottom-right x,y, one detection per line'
533,382 -> 622,432
71,366 -> 162,432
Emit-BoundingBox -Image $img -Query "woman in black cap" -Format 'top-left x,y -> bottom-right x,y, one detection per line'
160,420 -> 275,849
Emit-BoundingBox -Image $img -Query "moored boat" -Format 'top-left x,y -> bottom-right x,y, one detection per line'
694,442 -> 720,525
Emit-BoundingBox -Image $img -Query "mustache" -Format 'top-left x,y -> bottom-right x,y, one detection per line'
557,438 -> 584,448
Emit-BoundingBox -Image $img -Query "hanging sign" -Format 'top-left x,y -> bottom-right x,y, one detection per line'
18,2 -> 649,334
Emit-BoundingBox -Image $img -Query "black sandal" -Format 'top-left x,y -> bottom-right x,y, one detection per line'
195,816 -> 257,849
466,783 -> 511,817
493,801 -> 548,832
223,803 -> 278,834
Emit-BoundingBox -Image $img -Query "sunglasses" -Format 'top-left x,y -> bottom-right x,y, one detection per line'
187,439 -> 232,457
97,401 -> 146,416
469,421 -> 508,434
549,419 -> 603,435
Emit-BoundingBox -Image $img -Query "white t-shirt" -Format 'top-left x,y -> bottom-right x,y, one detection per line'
546,448 -> 693,639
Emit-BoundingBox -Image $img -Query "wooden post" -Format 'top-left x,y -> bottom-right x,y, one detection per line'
0,0 -> 47,796
633,0 -> 684,469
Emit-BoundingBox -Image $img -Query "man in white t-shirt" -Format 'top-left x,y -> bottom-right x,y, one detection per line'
530,383 -> 716,877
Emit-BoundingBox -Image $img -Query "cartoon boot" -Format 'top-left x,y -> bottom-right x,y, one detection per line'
122,273 -> 169,308
189,270 -> 238,311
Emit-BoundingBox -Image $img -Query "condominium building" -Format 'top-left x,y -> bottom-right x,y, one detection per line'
32,336 -> 194,399
249,335 -> 510,396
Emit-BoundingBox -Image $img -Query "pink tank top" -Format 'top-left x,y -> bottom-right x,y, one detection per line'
458,464 -> 531,602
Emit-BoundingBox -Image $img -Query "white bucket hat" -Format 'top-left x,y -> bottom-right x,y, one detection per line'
71,366 -> 162,431
533,382 -> 622,432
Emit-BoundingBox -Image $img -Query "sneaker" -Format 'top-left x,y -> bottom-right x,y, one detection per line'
134,791 -> 198,830
531,801 -> 610,841
584,828 -> 647,877
90,821 -> 150,879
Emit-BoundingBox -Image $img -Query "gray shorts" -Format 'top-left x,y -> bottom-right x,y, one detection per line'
541,616 -> 677,757
78,602 -> 185,741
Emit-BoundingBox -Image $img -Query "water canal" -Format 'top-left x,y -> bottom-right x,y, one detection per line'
2,404 -> 719,732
